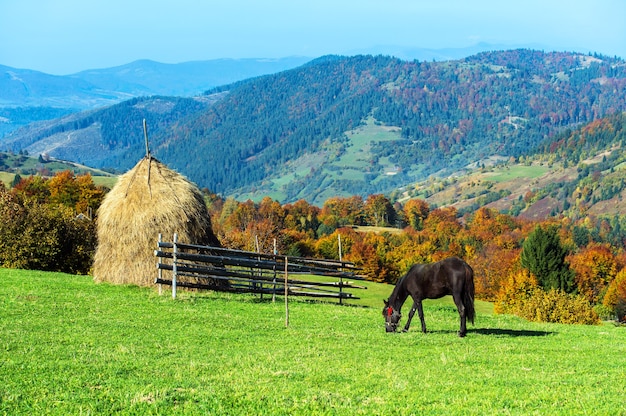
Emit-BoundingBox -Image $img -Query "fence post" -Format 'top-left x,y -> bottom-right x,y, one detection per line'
338,233 -> 343,305
255,235 -> 262,299
158,233 -> 163,296
172,233 -> 178,300
272,238 -> 277,303
284,256 -> 289,327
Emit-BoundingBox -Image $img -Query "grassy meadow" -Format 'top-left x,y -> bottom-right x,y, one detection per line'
1,268 -> 625,415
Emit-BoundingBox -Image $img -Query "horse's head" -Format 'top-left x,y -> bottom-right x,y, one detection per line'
383,299 -> 401,332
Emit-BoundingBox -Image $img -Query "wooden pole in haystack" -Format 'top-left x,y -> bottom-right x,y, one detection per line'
143,119 -> 153,197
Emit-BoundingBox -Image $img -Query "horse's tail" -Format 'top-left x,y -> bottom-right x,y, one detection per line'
463,262 -> 476,325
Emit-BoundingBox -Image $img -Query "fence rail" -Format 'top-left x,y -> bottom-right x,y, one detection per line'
154,235 -> 365,303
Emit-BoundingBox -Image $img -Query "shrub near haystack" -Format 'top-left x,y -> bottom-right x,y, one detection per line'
0,186 -> 95,274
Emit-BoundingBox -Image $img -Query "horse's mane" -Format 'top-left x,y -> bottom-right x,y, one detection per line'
389,272 -> 409,308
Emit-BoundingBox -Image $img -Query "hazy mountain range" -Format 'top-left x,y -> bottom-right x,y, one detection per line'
0,57 -> 312,109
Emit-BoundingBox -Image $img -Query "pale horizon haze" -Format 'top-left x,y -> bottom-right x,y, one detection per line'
1,0 -> 625,75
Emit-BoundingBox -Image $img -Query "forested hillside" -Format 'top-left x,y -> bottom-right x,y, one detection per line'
2,50 -> 625,204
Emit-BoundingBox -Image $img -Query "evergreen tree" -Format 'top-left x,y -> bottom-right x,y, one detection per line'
520,225 -> 575,292
11,174 -> 22,188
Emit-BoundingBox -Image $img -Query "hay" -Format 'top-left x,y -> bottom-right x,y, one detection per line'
92,157 -> 220,286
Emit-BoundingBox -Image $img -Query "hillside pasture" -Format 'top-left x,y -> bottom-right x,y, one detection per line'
237,118 -> 404,203
0,171 -> 13,188
1,268 -> 624,415
334,117 -> 402,179
483,164 -> 549,183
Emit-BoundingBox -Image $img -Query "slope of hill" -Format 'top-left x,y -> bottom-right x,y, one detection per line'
408,112 -> 626,222
0,151 -> 116,189
2,50 -> 625,205
3,112 -> 626,222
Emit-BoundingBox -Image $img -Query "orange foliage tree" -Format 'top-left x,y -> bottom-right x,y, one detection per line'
461,208 -> 524,300
602,269 -> 626,322
568,243 -> 618,304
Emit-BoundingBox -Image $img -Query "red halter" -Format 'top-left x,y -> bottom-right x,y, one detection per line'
386,306 -> 393,317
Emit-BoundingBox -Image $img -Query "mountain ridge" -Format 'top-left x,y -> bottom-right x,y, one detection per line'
2,50 -> 625,205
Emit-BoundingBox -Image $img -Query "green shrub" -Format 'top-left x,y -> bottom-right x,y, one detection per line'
0,190 -> 96,274
593,303 -> 615,321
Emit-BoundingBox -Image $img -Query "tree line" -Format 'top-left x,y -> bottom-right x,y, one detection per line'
3,169 -> 625,324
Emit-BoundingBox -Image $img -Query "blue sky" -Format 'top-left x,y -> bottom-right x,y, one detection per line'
1,0 -> 625,75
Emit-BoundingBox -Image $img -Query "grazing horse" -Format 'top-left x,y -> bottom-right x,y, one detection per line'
383,256 -> 475,337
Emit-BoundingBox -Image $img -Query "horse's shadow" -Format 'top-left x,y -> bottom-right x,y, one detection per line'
471,328 -> 555,337
408,328 -> 555,337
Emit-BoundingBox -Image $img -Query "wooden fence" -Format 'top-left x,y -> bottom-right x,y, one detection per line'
154,234 -> 366,304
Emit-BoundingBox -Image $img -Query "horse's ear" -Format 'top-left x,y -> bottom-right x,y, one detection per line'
383,299 -> 389,307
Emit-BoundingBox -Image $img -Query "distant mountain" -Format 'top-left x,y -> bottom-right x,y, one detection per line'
348,42 -> 557,62
0,57 -> 312,108
0,57 -> 312,136
0,64 -> 129,108
69,57 -> 313,97
2,50 -> 625,205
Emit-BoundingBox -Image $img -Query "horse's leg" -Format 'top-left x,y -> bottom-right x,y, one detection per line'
452,291 -> 467,337
402,301 -> 418,332
417,299 -> 427,333
403,299 -> 426,333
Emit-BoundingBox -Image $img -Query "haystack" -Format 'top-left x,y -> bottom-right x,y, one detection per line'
92,157 -> 220,286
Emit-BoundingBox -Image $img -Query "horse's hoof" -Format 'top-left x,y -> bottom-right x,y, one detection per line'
458,331 -> 466,338
402,329 -> 408,333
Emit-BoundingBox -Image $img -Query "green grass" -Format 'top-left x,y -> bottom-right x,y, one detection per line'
336,118 -> 401,172
0,172 -> 14,188
484,165 -> 549,183
1,268 -> 625,415
91,175 -> 118,189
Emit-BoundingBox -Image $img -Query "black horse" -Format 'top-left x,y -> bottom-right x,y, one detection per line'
383,256 -> 475,337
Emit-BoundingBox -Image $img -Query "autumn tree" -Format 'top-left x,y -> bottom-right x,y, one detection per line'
75,173 -> 106,216
364,194 -> 396,227
283,199 -> 320,235
12,175 -> 50,203
421,207 -> 462,254
346,232 -> 399,283
403,198 -> 430,231
48,170 -> 80,207
258,196 -> 286,231
602,269 -> 626,322
472,244 -> 521,301
315,228 -> 357,260
567,243 -> 617,303
319,196 -> 365,231
0,186 -> 96,274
